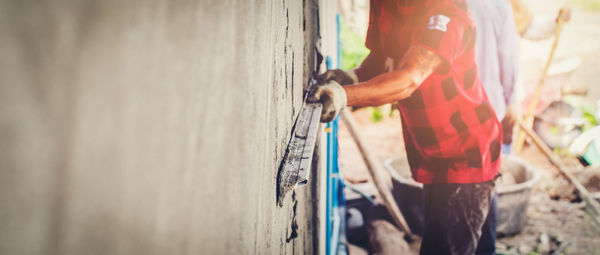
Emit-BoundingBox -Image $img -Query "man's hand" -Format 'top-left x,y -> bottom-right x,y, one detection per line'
556,7 -> 571,23
308,81 -> 347,122
502,103 -> 521,144
504,103 -> 521,126
317,69 -> 359,86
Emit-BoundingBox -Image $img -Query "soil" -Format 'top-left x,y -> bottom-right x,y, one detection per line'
338,107 -> 405,184
576,167 -> 600,193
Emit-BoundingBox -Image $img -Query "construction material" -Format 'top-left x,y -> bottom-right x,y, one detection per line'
367,219 -> 411,255
347,243 -> 369,255
340,110 -> 413,236
576,167 -> 600,193
517,121 -> 600,224
277,77 -> 322,205
533,101 -> 583,149
276,101 -> 323,206
515,11 -> 566,152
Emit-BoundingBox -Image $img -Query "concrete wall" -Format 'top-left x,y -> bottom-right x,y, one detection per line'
0,0 -> 333,254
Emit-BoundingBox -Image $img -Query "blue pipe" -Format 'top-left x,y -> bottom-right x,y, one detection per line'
325,55 -> 336,255
325,13 -> 346,255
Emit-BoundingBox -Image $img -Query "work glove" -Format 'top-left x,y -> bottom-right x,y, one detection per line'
308,80 -> 347,123
317,69 -> 359,86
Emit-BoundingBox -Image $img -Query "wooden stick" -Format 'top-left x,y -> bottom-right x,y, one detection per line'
515,11 -> 567,152
517,121 -> 600,224
340,110 -> 413,236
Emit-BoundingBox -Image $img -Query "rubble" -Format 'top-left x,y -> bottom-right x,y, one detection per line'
576,167 -> 600,193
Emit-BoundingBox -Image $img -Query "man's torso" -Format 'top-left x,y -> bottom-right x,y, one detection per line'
366,0 -> 502,184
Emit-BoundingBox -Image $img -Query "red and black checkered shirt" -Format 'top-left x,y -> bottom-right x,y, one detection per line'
363,0 -> 502,184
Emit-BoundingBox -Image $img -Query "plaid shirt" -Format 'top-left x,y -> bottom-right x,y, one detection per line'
364,0 -> 502,184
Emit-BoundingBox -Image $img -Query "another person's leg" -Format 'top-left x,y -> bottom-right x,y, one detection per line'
420,181 -> 495,255
475,193 -> 498,255
420,184 -> 452,254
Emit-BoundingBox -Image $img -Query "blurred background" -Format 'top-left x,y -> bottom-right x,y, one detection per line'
337,0 -> 600,254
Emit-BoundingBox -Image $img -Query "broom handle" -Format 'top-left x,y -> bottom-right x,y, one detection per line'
514,10 -> 566,152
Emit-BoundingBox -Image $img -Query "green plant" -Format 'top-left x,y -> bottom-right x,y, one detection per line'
340,18 -> 401,124
577,0 -> 600,11
582,107 -> 598,132
340,18 -> 370,70
561,95 -> 598,132
370,107 -> 384,123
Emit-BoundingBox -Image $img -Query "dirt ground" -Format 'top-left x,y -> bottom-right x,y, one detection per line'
339,2 -> 600,253
496,146 -> 600,254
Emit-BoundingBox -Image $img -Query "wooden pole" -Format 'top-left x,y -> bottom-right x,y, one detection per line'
340,110 -> 413,236
514,11 -> 566,152
517,121 -> 600,224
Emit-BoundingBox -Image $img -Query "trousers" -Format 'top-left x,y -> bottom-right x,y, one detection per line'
419,181 -> 496,255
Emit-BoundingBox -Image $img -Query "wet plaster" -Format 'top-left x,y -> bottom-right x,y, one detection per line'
0,0 -> 330,254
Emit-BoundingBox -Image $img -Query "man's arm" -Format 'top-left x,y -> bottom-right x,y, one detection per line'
521,14 -> 558,41
499,4 -> 520,107
499,2 -> 521,140
511,0 -> 571,41
344,45 -> 442,107
510,0 -> 533,35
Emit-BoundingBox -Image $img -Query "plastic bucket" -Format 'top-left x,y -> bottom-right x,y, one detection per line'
495,155 -> 541,236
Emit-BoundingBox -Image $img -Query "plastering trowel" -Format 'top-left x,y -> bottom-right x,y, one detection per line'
276,78 -> 322,206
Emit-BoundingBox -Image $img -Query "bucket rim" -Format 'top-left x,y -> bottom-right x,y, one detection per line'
496,155 -> 541,195
382,155 -> 541,194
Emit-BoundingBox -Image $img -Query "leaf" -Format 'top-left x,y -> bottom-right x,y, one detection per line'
340,18 -> 370,70
370,107 -> 384,123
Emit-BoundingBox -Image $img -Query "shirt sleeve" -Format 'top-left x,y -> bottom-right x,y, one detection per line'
365,0 -> 381,51
353,51 -> 386,82
357,0 -> 386,81
413,12 -> 472,64
498,4 -> 520,106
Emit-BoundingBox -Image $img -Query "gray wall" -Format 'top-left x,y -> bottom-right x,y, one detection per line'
0,0 -> 331,254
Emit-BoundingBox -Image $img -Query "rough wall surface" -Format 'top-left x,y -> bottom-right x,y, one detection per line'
0,0 -> 329,254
